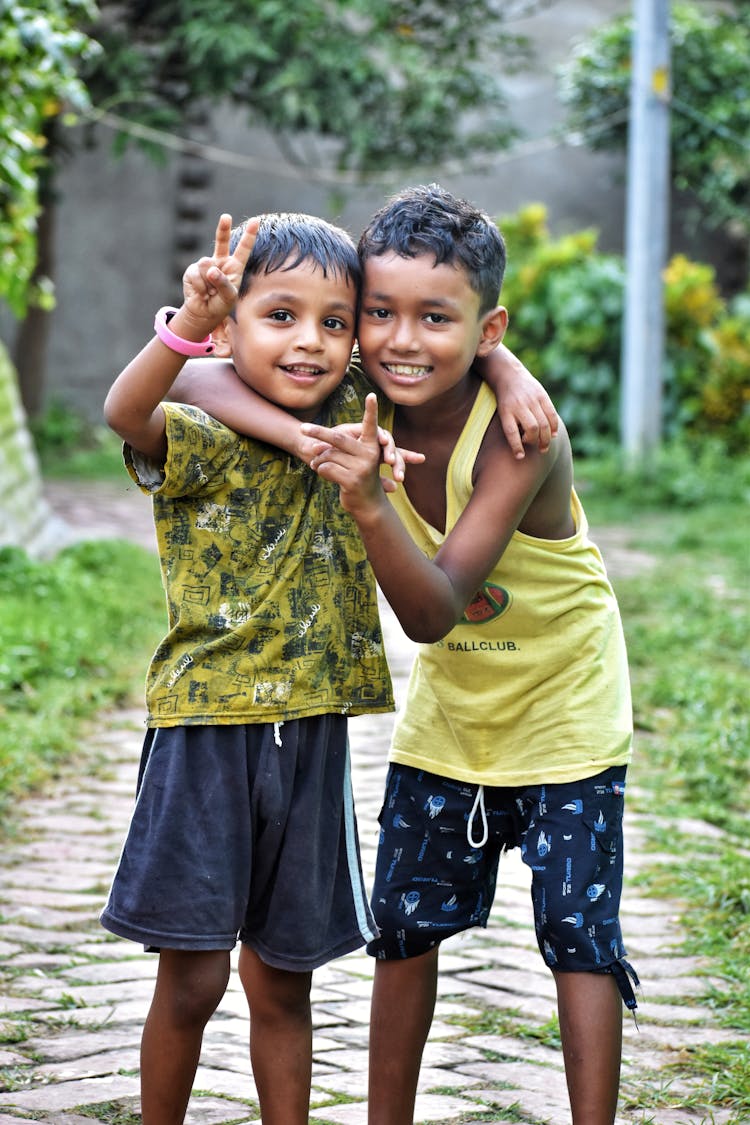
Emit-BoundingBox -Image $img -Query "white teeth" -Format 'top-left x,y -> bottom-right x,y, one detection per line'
386,364 -> 430,377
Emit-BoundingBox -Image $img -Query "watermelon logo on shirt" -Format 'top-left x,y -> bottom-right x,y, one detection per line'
462,583 -> 512,624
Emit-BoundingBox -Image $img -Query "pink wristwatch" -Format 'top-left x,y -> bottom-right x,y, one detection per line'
154,306 -> 216,356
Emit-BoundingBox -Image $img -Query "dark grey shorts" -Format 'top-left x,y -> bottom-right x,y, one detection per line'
368,763 -> 638,1008
100,717 -> 377,971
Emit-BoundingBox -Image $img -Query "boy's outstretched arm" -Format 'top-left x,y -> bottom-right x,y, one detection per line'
171,363 -> 423,488
170,361 -> 309,460
475,343 -> 558,458
305,394 -> 559,643
103,214 -> 258,461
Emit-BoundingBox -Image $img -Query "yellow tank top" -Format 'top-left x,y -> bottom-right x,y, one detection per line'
385,383 -> 633,786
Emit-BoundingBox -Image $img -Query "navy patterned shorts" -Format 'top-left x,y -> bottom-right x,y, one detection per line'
368,763 -> 638,1008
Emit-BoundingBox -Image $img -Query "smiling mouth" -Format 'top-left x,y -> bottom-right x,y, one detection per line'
383,363 -> 432,379
281,364 -> 327,377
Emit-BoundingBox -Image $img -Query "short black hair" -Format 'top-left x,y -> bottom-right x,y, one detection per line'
230,213 -> 360,299
358,184 -> 505,314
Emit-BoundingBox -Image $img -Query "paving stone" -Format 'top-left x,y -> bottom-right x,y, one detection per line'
0,995 -> 51,1015
310,1089 -> 485,1123
463,1031 -> 565,1068
0,1116 -> 52,1125
0,1072 -> 140,1110
184,1095 -> 258,1124
0,1046 -> 28,1066
23,1025 -> 142,1062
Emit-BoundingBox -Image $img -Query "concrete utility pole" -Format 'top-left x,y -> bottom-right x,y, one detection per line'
621,0 -> 671,459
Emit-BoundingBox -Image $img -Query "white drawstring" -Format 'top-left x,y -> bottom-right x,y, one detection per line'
467,784 -> 488,849
273,721 -> 284,747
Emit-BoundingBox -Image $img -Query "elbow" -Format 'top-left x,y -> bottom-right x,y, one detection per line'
102,390 -> 119,432
402,611 -> 457,645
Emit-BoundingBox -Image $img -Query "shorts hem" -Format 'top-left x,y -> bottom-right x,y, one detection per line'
100,909 -> 236,952
244,926 -> 376,972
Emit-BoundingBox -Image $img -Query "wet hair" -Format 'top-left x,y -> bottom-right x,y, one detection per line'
230,212 -> 361,300
358,184 -> 506,314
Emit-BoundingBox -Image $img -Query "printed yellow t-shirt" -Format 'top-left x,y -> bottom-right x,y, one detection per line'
128,374 -> 393,726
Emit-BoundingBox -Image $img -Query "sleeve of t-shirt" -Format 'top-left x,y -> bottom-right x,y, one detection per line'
125,403 -> 239,497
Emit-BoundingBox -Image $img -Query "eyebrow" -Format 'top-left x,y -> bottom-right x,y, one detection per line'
260,292 -> 356,314
363,289 -> 460,310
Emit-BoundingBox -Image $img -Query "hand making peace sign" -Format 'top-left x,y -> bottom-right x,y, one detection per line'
181,213 -> 260,332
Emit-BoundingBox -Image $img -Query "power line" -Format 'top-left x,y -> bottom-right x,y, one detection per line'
81,95 -> 745,190
82,106 -> 629,187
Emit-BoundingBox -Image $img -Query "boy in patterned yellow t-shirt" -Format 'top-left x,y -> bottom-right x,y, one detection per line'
100,211 -> 398,1124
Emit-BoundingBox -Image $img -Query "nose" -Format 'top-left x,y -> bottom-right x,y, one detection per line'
389,316 -> 420,353
294,317 -> 325,351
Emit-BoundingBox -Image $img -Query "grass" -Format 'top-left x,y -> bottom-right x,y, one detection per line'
580,450 -> 750,1123
1,418 -> 749,1119
0,537 -> 164,824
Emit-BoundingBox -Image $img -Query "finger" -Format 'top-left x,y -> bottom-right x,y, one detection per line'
213,213 -> 233,260
301,422 -> 342,446
377,425 -> 396,464
233,216 -> 260,268
361,393 -> 380,446
541,395 -> 560,436
500,409 -> 527,460
529,412 -> 552,454
301,422 -> 363,455
200,263 -> 239,304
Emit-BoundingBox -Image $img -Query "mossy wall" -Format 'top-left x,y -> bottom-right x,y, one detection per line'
0,342 -> 70,557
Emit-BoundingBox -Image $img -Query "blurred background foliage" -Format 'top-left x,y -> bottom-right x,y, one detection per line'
500,204 -> 750,458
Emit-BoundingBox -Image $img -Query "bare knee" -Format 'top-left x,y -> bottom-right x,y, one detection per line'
239,944 -> 311,1026
153,949 -> 230,1030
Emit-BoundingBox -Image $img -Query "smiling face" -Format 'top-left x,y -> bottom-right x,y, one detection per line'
222,258 -> 357,421
357,252 -> 506,407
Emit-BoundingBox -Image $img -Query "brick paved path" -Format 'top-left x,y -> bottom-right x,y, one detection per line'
0,481 -> 734,1123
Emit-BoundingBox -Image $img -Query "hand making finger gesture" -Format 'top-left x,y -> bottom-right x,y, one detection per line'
181,213 -> 260,334
302,394 -> 394,517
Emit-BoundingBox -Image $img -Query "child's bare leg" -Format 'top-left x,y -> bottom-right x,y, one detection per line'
238,943 -> 313,1125
141,948 -> 231,1125
554,970 -> 623,1125
368,947 -> 440,1125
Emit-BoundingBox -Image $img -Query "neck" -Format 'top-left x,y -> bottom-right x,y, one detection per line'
394,369 -> 480,438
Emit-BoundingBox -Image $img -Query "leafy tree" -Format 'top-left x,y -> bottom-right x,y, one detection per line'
558,1 -> 750,287
0,0 -> 98,314
0,2 -> 100,554
11,0 -> 530,415
81,0 -> 526,171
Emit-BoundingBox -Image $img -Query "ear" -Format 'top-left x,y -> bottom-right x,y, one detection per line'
475,305 -> 508,357
211,317 -> 234,358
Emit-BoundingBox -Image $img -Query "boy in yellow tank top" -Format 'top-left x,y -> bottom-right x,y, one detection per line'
301,184 -> 637,1125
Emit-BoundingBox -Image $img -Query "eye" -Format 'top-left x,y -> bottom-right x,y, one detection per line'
323,316 -> 349,330
269,309 -> 294,322
366,307 -> 391,320
424,312 -> 449,325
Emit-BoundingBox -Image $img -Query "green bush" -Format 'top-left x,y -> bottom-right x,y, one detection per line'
498,205 -> 750,455
500,206 -> 625,457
